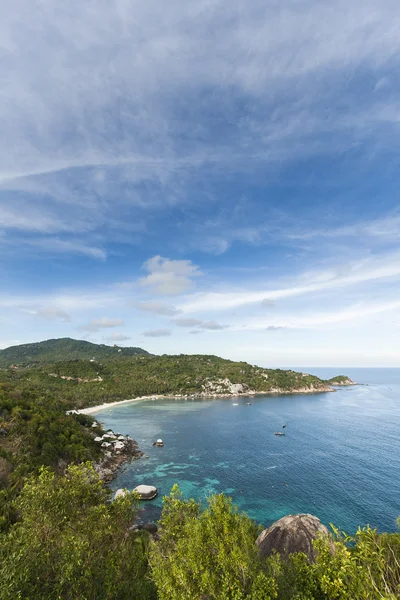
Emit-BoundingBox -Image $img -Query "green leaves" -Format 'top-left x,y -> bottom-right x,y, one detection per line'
150,487 -> 274,600
0,463 -> 156,600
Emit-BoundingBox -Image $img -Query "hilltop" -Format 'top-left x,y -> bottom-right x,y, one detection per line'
0,337 -> 150,367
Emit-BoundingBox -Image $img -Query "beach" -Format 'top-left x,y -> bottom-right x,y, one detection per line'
78,395 -> 168,415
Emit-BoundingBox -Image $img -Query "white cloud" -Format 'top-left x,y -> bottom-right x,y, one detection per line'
142,328 -> 171,337
32,306 -> 71,322
139,256 -> 202,296
79,318 -> 124,332
134,301 -> 181,316
105,333 -> 131,342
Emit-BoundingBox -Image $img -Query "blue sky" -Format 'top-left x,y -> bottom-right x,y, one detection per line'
1,0 -> 400,366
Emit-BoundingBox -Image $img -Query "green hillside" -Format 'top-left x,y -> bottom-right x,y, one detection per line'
1,353 -> 337,409
0,338 -> 150,367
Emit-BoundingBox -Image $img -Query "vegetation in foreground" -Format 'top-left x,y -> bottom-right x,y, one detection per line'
0,464 -> 399,600
0,382 -> 101,530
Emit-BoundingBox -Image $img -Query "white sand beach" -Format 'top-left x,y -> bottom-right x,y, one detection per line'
78,395 -> 168,415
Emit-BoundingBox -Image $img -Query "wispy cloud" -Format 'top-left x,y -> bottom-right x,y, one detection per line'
26,306 -> 71,322
1,0 -> 400,257
29,238 -> 107,259
104,333 -> 131,342
79,318 -> 124,332
172,317 -> 227,330
142,328 -> 171,337
134,301 -> 181,316
179,251 -> 400,313
172,318 -> 204,327
234,300 -> 400,331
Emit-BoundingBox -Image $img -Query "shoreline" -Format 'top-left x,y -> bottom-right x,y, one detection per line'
78,394 -> 168,415
77,386 -> 336,415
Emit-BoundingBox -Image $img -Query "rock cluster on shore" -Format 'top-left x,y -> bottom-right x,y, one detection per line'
93,431 -> 143,482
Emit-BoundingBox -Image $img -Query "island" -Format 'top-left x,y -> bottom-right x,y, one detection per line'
328,375 -> 357,386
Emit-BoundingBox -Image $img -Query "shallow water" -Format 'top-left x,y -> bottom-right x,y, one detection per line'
95,368 -> 400,533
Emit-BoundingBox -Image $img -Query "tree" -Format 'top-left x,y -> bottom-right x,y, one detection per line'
0,463 -> 156,600
150,485 -> 277,600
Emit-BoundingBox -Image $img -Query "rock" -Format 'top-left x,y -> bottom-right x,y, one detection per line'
114,488 -> 127,499
142,522 -> 158,534
256,514 -> 331,562
133,484 -> 158,500
131,522 -> 158,534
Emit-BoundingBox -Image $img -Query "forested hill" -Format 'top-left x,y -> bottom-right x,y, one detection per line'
0,353 -> 349,409
0,338 -> 150,367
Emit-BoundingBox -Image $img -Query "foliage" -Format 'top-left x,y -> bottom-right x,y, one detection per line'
150,485 -> 277,600
0,463 -> 156,600
0,336 -> 149,367
150,486 -> 400,600
0,464 -> 399,599
0,383 -> 101,530
311,525 -> 400,599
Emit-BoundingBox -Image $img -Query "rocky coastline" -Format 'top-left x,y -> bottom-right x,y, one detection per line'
93,435 -> 143,482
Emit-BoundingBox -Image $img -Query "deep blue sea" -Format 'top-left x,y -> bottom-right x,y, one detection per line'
95,368 -> 400,534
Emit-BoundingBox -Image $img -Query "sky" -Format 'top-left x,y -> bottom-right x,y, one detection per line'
1,0 -> 400,367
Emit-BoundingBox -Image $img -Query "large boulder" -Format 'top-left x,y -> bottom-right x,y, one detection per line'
133,484 -> 158,500
256,514 -> 331,562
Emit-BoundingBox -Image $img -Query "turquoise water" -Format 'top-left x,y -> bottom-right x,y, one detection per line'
95,368 -> 400,533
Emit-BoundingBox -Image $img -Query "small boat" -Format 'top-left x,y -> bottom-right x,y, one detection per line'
274,432 -> 285,436
246,402 -> 252,405
232,403 -> 239,406
282,424 -> 286,428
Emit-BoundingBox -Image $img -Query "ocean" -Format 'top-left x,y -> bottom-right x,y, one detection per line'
95,368 -> 400,534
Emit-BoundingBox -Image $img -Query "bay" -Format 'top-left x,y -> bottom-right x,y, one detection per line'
95,368 -> 400,533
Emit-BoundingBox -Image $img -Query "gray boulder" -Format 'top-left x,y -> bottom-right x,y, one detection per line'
256,514 -> 331,562
133,484 -> 158,500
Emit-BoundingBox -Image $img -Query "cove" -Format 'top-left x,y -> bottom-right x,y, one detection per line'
95,368 -> 400,534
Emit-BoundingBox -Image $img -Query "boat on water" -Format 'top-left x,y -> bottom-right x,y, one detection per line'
274,432 -> 285,436
232,403 -> 239,406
